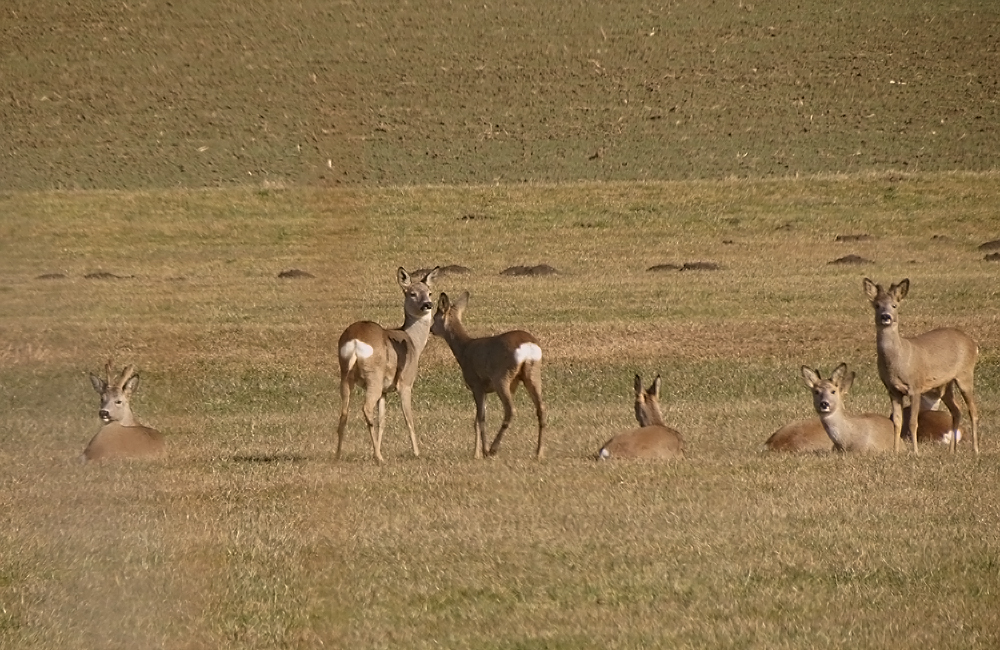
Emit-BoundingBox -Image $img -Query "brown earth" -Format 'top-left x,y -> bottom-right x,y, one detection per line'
2,0 -> 997,191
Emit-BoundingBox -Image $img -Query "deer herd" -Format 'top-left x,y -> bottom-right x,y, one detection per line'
79,273 -> 980,463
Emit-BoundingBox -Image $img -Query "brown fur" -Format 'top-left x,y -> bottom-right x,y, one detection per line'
598,374 -> 684,460
82,360 -> 165,462
336,267 -> 439,462
864,278 -> 979,453
431,291 -> 546,459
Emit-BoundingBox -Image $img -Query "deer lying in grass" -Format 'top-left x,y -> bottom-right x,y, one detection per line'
863,278 -> 979,454
431,291 -> 545,459
337,267 -> 439,463
801,363 -> 896,453
81,361 -> 165,462
597,374 -> 684,460
764,387 -> 961,452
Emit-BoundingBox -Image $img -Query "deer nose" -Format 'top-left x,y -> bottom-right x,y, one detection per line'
818,400 -> 831,412
99,410 -> 111,420
879,313 -> 893,325
421,301 -> 433,311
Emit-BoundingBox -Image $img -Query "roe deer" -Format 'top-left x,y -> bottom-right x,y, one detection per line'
597,374 -> 684,460
801,363 -> 895,453
82,360 -> 165,462
863,278 -> 979,454
337,266 -> 439,463
431,291 -> 545,459
763,388 -> 961,452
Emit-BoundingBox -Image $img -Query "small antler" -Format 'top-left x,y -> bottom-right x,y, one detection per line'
116,364 -> 136,390
105,358 -> 115,385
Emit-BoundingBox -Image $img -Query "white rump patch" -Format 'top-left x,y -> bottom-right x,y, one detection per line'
514,342 -> 542,364
941,428 -> 963,444
340,339 -> 374,361
598,448 -> 610,460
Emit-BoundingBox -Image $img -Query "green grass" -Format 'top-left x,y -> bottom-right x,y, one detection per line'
2,174 -> 1000,649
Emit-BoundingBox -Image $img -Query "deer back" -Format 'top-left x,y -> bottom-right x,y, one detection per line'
81,422 -> 165,462
762,418 -> 833,453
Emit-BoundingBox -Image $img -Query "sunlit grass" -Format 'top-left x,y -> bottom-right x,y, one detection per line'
1,173 -> 999,649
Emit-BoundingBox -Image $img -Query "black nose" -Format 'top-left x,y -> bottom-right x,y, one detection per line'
819,401 -> 830,411
879,313 -> 892,325
99,410 -> 110,419
422,302 -> 433,311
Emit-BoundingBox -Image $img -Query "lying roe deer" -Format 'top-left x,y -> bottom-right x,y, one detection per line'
337,266 -> 439,463
82,360 -> 165,462
431,291 -> 546,459
863,278 -> 979,454
763,387 -> 961,452
801,363 -> 895,453
597,374 -> 684,460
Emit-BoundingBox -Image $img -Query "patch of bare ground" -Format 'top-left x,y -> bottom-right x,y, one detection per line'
499,264 -> 558,276
829,254 -> 873,265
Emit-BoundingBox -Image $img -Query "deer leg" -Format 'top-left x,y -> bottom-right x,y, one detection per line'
907,390 -> 921,454
336,377 -> 353,460
361,388 -> 385,463
488,381 -> 516,457
521,364 -> 546,459
398,385 -> 420,457
953,376 -> 979,455
889,396 -> 904,453
472,387 -> 488,459
941,382 -> 962,453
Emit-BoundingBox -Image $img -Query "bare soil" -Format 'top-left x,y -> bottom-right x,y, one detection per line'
2,1 -> 997,191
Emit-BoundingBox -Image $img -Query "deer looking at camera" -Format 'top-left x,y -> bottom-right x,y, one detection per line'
431,291 -> 546,459
81,361 -> 165,462
336,266 -> 439,463
801,363 -> 895,453
763,389 -> 962,453
863,278 -> 979,454
597,374 -> 684,460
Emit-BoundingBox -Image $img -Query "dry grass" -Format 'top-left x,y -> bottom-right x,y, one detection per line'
2,173 -> 1000,649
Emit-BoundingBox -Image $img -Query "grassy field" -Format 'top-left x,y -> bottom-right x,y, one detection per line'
2,173 -> 999,648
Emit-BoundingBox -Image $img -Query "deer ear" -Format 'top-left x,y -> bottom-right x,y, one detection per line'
890,279 -> 910,301
649,375 -> 662,398
90,374 -> 106,394
862,278 -> 879,301
801,366 -> 820,389
841,371 -> 855,394
454,291 -> 470,311
437,292 -> 450,311
397,267 -> 411,289
422,266 -> 440,285
633,374 -> 643,397
124,374 -> 140,394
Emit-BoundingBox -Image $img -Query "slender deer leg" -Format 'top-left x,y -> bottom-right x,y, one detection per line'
488,382 -> 516,456
954,378 -> 978,454
472,388 -> 488,459
361,388 -> 384,463
521,368 -> 546,458
336,377 -> 353,460
398,385 -> 420,457
889,397 -> 904,453
906,390 -> 922,454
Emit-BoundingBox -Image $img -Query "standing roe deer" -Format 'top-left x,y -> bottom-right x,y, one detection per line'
597,374 -> 684,460
431,291 -> 546,459
82,360 -> 165,462
863,278 -> 979,454
337,266 -> 439,463
801,363 -> 895,453
764,386 -> 961,452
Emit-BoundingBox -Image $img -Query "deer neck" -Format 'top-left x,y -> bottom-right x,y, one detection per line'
818,410 -> 852,451
400,311 -> 434,355
875,322 -> 913,383
438,317 -> 473,357
115,408 -> 139,428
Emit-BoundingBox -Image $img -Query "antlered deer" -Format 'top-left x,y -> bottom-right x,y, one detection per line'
82,361 -> 165,462
863,278 -> 979,453
431,291 -> 545,459
597,374 -> 684,460
337,267 -> 439,463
